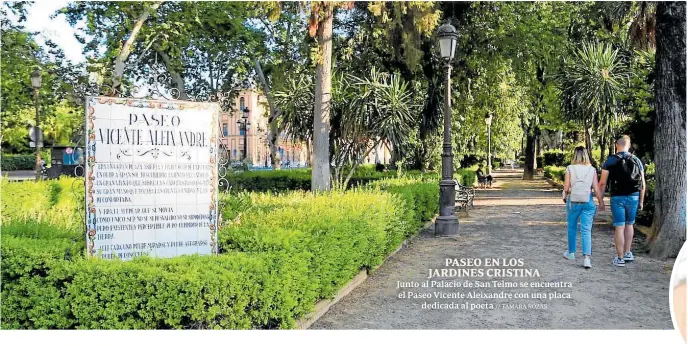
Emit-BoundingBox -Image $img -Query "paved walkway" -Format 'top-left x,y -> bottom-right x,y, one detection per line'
312,169 -> 673,329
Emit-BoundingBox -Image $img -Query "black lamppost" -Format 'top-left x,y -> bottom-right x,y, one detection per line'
435,21 -> 459,237
485,112 -> 493,175
261,136 -> 269,167
237,107 -> 251,161
30,67 -> 42,180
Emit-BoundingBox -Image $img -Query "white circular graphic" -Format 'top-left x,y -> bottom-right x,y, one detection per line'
65,147 -> 74,154
670,241 -> 688,344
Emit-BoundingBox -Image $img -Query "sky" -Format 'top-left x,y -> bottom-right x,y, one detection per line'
9,0 -> 86,63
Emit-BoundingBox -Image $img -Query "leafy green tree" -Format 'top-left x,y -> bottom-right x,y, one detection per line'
1,2 -> 84,153
61,1 -> 259,99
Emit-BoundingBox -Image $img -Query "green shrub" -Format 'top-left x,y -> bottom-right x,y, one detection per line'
226,169 -> 312,192
219,190 -> 402,299
646,162 -> 655,175
2,176 -> 435,329
544,166 -> 566,182
1,248 -> 317,329
368,177 -> 439,232
543,150 -> 568,166
637,172 -> 655,226
2,154 -> 36,171
456,169 -> 477,187
1,177 -> 82,229
1,179 -> 55,225
226,167 -> 398,192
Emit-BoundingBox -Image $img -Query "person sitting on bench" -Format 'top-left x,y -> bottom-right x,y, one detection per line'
476,165 -> 493,188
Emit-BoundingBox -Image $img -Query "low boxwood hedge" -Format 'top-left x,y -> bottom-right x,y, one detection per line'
1,177 -> 83,229
226,167 -> 398,192
542,150 -> 570,167
1,177 -> 438,329
544,166 -> 566,182
1,154 -> 36,171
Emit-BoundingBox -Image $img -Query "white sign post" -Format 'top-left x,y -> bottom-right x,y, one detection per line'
84,96 -> 220,260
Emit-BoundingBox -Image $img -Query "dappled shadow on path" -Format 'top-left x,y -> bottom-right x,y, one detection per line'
311,168 -> 672,330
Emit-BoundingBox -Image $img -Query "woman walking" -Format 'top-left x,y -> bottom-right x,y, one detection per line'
562,146 -> 605,269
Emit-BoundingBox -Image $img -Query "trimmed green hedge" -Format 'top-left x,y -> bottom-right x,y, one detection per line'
226,169 -> 312,192
220,190 -> 402,299
226,167 -> 398,192
1,235 -> 314,329
2,154 -> 36,171
456,169 -> 477,187
542,150 -> 570,167
368,177 -> 439,233
544,166 -> 566,182
1,177 -> 83,229
2,177 -> 437,329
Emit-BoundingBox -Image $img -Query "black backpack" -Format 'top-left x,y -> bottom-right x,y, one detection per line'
609,153 -> 642,195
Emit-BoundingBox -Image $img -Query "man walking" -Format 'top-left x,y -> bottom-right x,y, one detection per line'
599,135 -> 646,267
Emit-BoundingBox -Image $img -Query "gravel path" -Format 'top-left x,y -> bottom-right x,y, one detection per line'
311,169 -> 673,329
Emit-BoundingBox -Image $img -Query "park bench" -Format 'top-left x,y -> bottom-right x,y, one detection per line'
476,172 -> 492,188
454,180 -> 475,212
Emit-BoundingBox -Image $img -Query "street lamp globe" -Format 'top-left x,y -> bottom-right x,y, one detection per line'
30,67 -> 42,89
485,112 -> 493,126
437,22 -> 458,60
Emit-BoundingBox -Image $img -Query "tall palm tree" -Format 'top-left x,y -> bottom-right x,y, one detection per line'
274,74 -> 315,165
560,42 -> 632,167
601,1 -> 656,50
332,68 -> 417,189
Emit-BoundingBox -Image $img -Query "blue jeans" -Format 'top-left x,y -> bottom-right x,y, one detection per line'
566,194 -> 596,256
610,195 -> 640,227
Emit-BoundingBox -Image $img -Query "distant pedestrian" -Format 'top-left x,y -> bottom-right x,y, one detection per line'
562,146 -> 605,269
598,135 -> 646,267
476,164 -> 493,188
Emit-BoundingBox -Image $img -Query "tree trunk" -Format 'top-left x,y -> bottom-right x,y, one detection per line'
154,45 -> 187,100
650,1 -> 687,259
583,122 -> 599,168
253,58 -> 281,170
523,123 -> 537,180
311,5 -> 333,191
341,139 -> 383,190
112,2 -> 162,92
598,134 -> 606,167
608,137 -> 615,159
305,139 -> 312,167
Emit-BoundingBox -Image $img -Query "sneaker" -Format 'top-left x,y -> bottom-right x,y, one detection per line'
563,251 -> 575,260
613,257 -> 626,267
623,251 -> 635,262
583,256 -> 592,269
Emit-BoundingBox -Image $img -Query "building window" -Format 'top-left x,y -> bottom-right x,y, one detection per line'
240,97 -> 245,110
222,123 -> 228,137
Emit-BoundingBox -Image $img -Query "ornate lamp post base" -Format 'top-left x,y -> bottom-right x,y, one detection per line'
435,179 -> 459,236
435,216 -> 460,236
